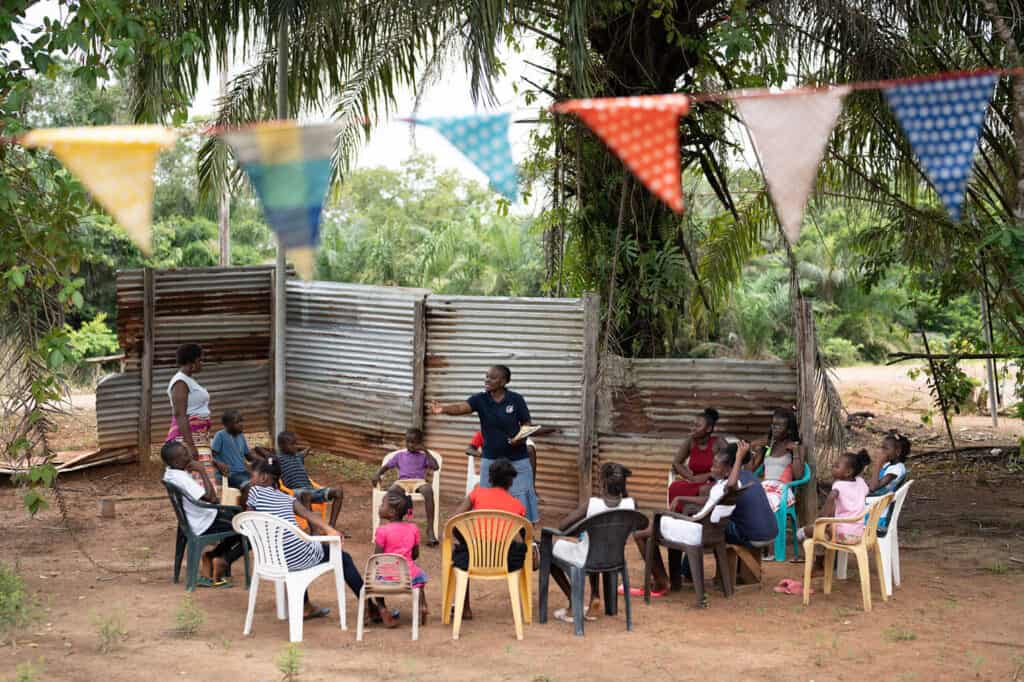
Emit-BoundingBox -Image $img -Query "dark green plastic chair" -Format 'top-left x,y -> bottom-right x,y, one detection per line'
163,481 -> 251,591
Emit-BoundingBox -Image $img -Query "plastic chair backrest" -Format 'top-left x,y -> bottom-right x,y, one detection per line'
363,553 -> 412,593
164,481 -> 199,539
861,492 -> 894,545
232,511 -> 312,579
886,480 -> 913,530
576,509 -> 649,572
378,449 -> 443,488
445,510 -> 532,577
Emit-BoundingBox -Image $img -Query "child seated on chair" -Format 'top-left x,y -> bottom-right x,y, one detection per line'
372,489 -> 429,627
276,431 -> 344,527
549,462 -> 635,624
634,441 -> 750,593
797,450 -> 871,548
371,427 -> 439,546
869,432 -> 909,495
161,441 -> 245,587
211,409 -> 258,489
243,455 -> 380,623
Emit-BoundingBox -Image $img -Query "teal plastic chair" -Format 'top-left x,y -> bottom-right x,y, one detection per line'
755,462 -> 811,561
163,481 -> 251,591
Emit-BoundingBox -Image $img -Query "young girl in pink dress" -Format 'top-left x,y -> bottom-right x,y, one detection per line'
797,450 -> 871,545
373,490 -> 429,627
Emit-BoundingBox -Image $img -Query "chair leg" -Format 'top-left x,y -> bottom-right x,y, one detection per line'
441,563 -> 454,625
519,567 -> 532,624
643,536 -> 654,604
774,508 -> 787,561
802,539 -> 814,606
412,587 -> 420,641
241,537 -> 251,589
854,548 -> 872,612
874,545 -> 889,602
836,552 -> 849,580
286,580 -> 306,642
452,569 -> 469,640
173,530 -> 186,584
356,587 -> 366,642
713,543 -> 733,598
686,545 -> 705,608
789,509 -> 800,559
891,532 -> 901,588
602,571 -> 617,616
275,580 -> 287,621
621,566 -> 632,632
507,571 -> 524,641
823,549 -> 835,595
538,547 -> 550,623
185,543 -> 202,592
333,553 -> 347,631
243,576 -> 259,636
570,566 -> 585,637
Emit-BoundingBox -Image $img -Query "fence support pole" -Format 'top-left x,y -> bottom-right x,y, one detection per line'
411,297 -> 427,430
577,292 -> 600,503
796,298 -> 818,525
272,13 -> 289,439
138,267 -> 155,471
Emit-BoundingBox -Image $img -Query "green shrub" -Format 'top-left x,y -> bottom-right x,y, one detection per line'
64,313 -> 120,385
821,336 -> 862,366
276,643 -> 303,681
13,660 -> 42,682
94,613 -> 127,653
0,563 -> 40,642
172,595 -> 205,638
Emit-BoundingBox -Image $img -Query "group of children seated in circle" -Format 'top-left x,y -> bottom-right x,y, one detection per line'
161,403 -> 911,631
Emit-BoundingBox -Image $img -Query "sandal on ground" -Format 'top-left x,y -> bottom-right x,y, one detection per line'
618,585 -> 665,598
303,607 -> 331,621
553,608 -> 574,623
195,576 -> 215,588
211,578 -> 233,588
773,578 -> 812,595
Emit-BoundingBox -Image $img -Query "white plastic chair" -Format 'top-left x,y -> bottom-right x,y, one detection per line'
371,449 -> 442,540
466,452 -> 480,494
356,553 -> 420,642
835,480 -> 914,596
232,511 -> 347,642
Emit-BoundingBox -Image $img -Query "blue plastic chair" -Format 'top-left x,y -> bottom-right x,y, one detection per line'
755,462 -> 812,561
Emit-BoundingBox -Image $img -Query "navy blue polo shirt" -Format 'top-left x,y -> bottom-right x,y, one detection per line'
467,390 -> 532,461
732,470 -> 778,542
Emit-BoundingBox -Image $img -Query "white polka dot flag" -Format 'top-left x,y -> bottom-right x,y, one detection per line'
19,125 -> 178,254
412,113 -> 519,200
884,72 -> 998,221
734,87 -> 850,244
554,94 -> 690,212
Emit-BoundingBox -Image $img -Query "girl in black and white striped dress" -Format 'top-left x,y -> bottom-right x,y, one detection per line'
244,457 -> 372,621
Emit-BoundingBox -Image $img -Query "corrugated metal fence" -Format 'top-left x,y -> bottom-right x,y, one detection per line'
96,268 -> 800,518
285,280 -> 428,461
597,356 -> 799,509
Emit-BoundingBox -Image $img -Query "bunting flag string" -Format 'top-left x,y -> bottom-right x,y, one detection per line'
410,113 -> 519,200
735,87 -> 849,244
554,95 -> 690,212
219,121 -> 340,279
883,72 -> 998,221
19,125 -> 177,253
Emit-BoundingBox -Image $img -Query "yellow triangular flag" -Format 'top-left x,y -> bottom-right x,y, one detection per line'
21,126 -> 177,253
288,247 -> 315,280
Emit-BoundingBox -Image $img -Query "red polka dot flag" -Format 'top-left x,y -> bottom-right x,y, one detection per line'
555,94 -> 690,212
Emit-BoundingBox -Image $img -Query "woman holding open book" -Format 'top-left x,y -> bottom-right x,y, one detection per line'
430,364 -> 540,522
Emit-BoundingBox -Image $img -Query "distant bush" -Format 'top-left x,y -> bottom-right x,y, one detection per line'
64,313 -> 120,385
821,337 -> 862,367
0,563 -> 40,642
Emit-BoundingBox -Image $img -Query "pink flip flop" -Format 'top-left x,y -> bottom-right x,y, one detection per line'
773,578 -> 812,595
617,585 -> 666,598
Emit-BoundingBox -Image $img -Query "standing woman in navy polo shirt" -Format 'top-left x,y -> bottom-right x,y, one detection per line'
430,365 -> 538,522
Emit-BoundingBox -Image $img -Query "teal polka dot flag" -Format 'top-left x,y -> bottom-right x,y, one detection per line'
884,73 -> 997,221
413,113 -> 518,201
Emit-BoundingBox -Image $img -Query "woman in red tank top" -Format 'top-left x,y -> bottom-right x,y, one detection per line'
667,408 -> 720,511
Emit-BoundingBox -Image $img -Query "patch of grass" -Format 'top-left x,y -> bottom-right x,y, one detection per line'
306,453 -> 378,484
276,643 -> 303,681
13,660 -> 42,682
172,595 -> 205,639
0,563 -> 41,642
883,626 -> 917,642
532,676 -> 554,682
93,613 -> 127,653
984,560 -> 1009,575
129,546 -> 153,573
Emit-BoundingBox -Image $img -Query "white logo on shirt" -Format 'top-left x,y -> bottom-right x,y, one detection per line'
505,404 -> 514,414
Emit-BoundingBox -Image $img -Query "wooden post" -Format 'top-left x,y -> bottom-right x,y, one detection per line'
920,329 -> 959,458
267,268 -> 276,438
578,292 -> 600,503
796,298 -> 818,525
411,297 -> 427,430
138,267 -> 155,472
979,280 -> 999,427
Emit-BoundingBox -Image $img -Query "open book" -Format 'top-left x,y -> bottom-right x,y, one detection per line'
511,424 -> 544,443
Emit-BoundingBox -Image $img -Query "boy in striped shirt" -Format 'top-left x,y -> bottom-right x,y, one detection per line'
276,431 -> 344,526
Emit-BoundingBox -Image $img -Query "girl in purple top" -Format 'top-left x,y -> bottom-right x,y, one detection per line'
371,427 -> 440,545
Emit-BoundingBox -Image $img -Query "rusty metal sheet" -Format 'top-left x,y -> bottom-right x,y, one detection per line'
424,295 -> 586,513
597,356 -> 798,510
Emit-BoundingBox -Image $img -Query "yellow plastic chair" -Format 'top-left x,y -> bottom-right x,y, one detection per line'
371,449 -> 443,541
278,479 -> 329,532
801,493 -> 894,612
441,510 -> 533,640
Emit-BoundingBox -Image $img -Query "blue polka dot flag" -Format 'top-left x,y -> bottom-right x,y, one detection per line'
884,73 -> 998,221
413,113 -> 518,200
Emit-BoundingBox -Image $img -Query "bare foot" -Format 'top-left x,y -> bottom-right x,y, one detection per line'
380,608 -> 400,629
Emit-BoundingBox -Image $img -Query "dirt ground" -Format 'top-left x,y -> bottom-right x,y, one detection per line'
3,377 -> 1024,681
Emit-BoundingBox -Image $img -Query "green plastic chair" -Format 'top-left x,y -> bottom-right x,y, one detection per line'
755,462 -> 811,561
163,481 -> 251,591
